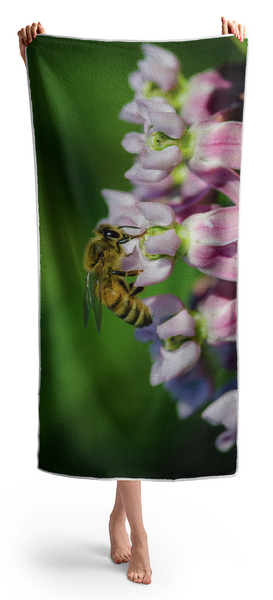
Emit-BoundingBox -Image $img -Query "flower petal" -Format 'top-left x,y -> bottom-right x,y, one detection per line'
119,100 -> 145,124
181,66 -> 244,125
101,189 -> 137,208
139,43 -> 181,91
202,389 -> 238,430
142,294 -> 184,323
121,245 -> 140,270
179,168 -> 212,210
185,241 -> 237,281
183,206 -> 238,246
165,363 -> 213,418
157,309 -> 196,339
125,162 -> 169,183
133,175 -> 173,201
191,121 -> 242,170
215,430 -> 237,452
153,341 -> 201,383
186,166 -> 240,205
197,282 -> 237,345
142,146 -> 183,170
129,70 -> 144,92
145,228 -> 181,257
121,132 -> 145,153
135,257 -> 174,286
148,111 -> 186,138
138,202 -> 175,227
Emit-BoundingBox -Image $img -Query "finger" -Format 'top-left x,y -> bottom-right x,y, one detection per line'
221,17 -> 228,35
26,24 -> 32,43
17,31 -> 26,64
238,23 -> 244,42
20,27 -> 27,45
243,24 -> 246,39
31,22 -> 38,39
233,20 -> 239,39
226,20 -> 234,34
37,22 -> 46,34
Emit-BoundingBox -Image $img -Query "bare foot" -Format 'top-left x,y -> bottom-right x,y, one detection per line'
127,532 -> 152,584
109,515 -> 131,564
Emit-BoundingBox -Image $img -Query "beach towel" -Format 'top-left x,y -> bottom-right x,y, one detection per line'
26,34 -> 247,479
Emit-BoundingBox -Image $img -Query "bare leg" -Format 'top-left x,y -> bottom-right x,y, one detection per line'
117,481 -> 152,584
109,484 -> 131,563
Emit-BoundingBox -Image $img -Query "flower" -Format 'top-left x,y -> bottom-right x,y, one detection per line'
179,63 -> 245,125
120,44 -> 245,126
165,360 -> 214,418
100,192 -> 238,285
122,97 -> 242,205
181,206 -> 238,281
130,43 -> 181,93
122,98 -> 184,181
120,43 -> 244,207
100,191 -> 181,285
135,284 -> 237,387
196,280 -> 237,345
201,388 -> 238,452
135,295 -> 205,385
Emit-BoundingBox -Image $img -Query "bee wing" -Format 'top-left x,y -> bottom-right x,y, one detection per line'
84,268 -> 103,333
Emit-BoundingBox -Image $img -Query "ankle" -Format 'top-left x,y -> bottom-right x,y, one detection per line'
130,528 -> 147,544
109,510 -> 126,525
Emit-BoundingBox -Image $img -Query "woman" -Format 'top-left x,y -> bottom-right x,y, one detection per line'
17,17 -> 246,585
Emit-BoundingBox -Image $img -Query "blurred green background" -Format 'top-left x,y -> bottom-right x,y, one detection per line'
27,35 -> 245,479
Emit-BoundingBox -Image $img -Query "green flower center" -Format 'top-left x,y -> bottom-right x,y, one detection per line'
163,310 -> 208,351
143,74 -> 189,112
147,127 -> 196,162
138,223 -> 190,261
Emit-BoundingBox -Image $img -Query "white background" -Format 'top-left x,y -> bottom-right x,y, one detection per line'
1,1 -> 272,598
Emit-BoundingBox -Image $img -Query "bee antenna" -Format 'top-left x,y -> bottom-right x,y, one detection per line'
118,225 -> 141,230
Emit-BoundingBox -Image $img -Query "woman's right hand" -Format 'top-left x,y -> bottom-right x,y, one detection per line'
17,22 -> 46,65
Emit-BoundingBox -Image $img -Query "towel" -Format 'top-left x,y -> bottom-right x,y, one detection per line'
26,34 -> 247,480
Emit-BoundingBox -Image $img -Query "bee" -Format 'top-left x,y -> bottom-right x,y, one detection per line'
83,223 -> 153,332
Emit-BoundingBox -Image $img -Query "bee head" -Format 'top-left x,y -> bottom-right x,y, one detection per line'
96,223 -> 141,245
97,224 -> 124,243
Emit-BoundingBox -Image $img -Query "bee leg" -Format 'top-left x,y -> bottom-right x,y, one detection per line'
111,269 -> 143,277
129,284 -> 145,297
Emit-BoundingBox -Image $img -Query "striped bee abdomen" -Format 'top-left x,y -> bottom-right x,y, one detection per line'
102,279 -> 152,328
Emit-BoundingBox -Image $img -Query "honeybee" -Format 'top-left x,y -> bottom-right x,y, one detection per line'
83,223 -> 153,332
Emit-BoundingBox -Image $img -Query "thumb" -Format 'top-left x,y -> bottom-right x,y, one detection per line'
37,22 -> 46,34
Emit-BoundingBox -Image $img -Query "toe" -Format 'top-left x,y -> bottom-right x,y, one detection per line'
127,570 -> 134,581
143,573 -> 152,584
111,552 -> 123,564
123,556 -> 129,563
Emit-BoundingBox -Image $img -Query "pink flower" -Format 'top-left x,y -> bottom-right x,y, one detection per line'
180,63 -> 245,125
196,280 -> 237,345
128,44 -> 181,93
123,103 -> 242,204
135,295 -> 201,385
201,388 -> 238,452
135,287 -> 237,387
181,206 -> 238,281
100,192 -> 238,285
122,98 -> 184,180
100,192 -> 181,286
121,45 -> 245,126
